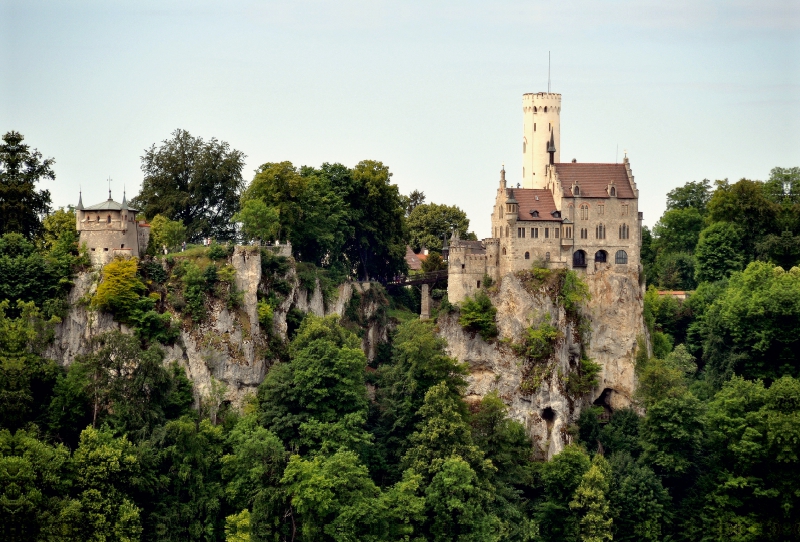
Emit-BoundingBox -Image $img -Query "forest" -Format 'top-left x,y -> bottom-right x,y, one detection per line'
1,129 -> 799,542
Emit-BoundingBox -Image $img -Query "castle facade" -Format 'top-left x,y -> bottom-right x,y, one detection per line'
76,191 -> 150,266
448,92 -> 642,303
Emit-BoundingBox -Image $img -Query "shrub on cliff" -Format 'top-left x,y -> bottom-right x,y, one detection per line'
458,290 -> 498,341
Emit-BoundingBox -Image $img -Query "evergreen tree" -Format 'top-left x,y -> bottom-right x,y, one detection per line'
0,131 -> 54,239
569,454 -> 613,542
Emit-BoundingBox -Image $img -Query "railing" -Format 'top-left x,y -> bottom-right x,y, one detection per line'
387,269 -> 449,287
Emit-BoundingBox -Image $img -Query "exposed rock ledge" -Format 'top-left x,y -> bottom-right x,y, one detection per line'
437,266 -> 645,459
45,247 -> 387,407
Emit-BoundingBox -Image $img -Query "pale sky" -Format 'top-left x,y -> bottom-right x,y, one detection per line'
2,0 -> 798,236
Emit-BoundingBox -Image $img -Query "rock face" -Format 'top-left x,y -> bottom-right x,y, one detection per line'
46,248 -> 388,407
438,266 -> 644,459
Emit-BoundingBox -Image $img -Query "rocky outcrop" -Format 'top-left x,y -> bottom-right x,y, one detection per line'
46,248 -> 388,407
438,266 -> 644,459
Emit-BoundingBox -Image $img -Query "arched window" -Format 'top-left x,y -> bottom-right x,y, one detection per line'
525,252 -> 530,260
502,247 -> 507,255
505,226 -> 509,237
574,185 -> 580,196
610,186 -> 616,197
523,140 -> 526,153
619,224 -> 629,240
580,228 -> 588,239
573,250 -> 587,268
595,250 -> 607,263
544,106 -> 548,113
107,215 -> 111,223
580,204 -> 589,220
615,250 -> 628,264
595,224 -> 605,239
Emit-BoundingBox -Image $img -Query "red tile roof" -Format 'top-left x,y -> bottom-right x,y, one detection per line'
554,163 -> 635,198
405,246 -> 422,271
512,189 -> 561,221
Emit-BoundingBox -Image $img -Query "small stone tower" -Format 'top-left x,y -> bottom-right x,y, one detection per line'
76,190 -> 150,266
522,92 -> 561,188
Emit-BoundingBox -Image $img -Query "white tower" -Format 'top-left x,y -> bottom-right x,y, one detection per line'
522,92 -> 561,188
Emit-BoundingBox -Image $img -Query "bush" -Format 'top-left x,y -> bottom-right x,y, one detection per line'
208,242 -> 233,261
459,291 -> 498,341
92,258 -> 148,319
565,358 -> 602,398
520,318 -> 562,362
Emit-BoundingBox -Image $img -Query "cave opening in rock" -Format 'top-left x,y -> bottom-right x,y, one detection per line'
541,407 -> 556,430
593,388 -> 614,422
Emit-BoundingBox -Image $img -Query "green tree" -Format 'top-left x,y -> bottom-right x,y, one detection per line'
697,376 -> 800,538
652,251 -> 696,290
0,429 -> 73,541
70,426 -> 143,542
41,207 -> 78,252
569,453 -> 613,542
651,208 -> 704,255
344,160 -> 407,282
533,444 -> 591,542
373,319 -> 468,480
139,416 -> 225,541
71,331 -> 173,437
640,393 -> 704,480
459,290 -> 498,341
665,178 -> 712,214
0,300 -> 60,431
232,199 -> 280,245
148,214 -> 187,254
424,455 -> 501,542
407,202 -> 470,253
0,233 -> 77,314
0,131 -> 54,239
707,178 -> 780,259
257,315 -> 369,449
401,382 -> 492,484
133,129 -> 246,241
281,448 -> 382,541
694,222 -> 746,283
401,189 -> 426,215
701,262 -> 800,383
607,451 -> 670,542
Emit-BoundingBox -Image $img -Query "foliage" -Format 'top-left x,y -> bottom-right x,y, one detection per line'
701,261 -> 800,383
232,198 -> 280,244
407,202 -> 471,252
0,131 -> 54,239
148,214 -> 187,254
694,222 -> 746,283
569,453 -> 613,542
565,358 -> 602,398
533,444 -> 591,542
257,315 -> 369,450
666,178 -> 712,214
651,207 -> 704,255
133,129 -> 246,241
459,290 -> 498,341
0,233 -> 80,317
607,451 -> 671,541
0,300 -> 60,431
92,257 -> 178,343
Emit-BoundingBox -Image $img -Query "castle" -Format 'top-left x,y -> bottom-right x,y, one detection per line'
76,190 -> 150,266
447,92 -> 642,303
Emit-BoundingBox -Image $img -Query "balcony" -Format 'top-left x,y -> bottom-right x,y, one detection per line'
561,237 -> 573,247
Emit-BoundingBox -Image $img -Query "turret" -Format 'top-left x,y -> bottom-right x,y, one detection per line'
76,191 -> 84,231
505,189 -> 518,226
121,190 -> 128,231
522,92 -> 561,188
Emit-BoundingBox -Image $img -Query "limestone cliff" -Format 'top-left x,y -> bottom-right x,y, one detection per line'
45,247 -> 387,407
437,266 -> 645,459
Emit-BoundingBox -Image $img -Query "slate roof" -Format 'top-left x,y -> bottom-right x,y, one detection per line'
512,189 -> 561,221
405,246 -> 422,271
554,163 -> 635,198
83,198 -> 139,212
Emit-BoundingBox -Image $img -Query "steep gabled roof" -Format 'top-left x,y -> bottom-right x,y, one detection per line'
512,189 -> 560,221
554,163 -> 635,198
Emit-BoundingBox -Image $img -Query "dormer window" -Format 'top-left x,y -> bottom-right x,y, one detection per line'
573,184 -> 580,196
610,186 -> 617,197
551,211 -> 561,218
531,210 -> 540,217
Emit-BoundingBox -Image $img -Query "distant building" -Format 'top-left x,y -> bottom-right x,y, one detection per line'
448,92 -> 643,303
76,190 -> 150,266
